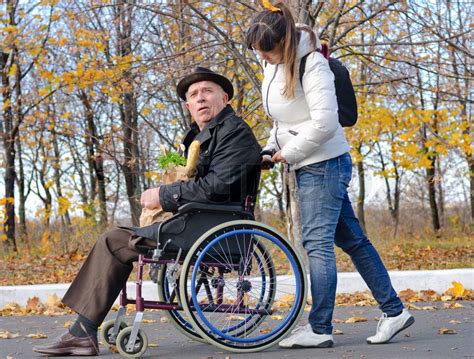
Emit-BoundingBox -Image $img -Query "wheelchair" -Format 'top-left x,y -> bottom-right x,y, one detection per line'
100,197 -> 308,358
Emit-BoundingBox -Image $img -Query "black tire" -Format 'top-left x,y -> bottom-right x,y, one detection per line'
179,220 -> 307,353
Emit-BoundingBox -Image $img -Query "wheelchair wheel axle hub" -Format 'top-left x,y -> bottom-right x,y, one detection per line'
237,279 -> 252,293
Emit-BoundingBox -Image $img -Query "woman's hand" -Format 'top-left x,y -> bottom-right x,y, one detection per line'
271,150 -> 287,164
140,187 -> 161,209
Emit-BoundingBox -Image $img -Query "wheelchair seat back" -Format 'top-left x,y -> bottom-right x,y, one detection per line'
157,203 -> 254,260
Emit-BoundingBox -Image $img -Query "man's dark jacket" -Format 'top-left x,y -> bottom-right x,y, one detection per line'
159,105 -> 261,212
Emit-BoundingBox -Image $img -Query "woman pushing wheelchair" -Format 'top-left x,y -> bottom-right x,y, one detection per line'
246,1 -> 414,349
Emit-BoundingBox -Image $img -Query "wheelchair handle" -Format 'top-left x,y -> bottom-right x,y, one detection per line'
260,149 -> 275,158
260,149 -> 275,170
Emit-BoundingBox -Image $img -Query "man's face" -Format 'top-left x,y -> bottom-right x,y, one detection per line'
186,81 -> 228,130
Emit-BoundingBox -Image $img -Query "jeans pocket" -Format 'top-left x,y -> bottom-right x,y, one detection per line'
296,163 -> 326,203
328,154 -> 352,200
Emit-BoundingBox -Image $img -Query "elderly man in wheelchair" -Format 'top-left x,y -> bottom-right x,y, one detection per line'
33,67 -> 307,357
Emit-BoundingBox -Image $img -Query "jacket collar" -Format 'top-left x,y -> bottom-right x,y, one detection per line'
182,105 -> 235,148
295,25 -> 322,59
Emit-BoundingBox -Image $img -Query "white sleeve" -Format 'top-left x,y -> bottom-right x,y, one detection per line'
263,123 -> 277,152
281,53 -> 339,164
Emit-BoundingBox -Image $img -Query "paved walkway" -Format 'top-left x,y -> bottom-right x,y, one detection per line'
1,301 -> 473,358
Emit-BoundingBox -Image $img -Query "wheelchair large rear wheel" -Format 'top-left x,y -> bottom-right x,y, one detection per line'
157,249 -> 269,343
179,220 -> 307,353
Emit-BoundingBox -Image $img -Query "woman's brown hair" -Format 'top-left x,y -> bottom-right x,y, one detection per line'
245,2 -> 316,99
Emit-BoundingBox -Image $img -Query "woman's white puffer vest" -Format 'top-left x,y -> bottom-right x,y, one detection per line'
262,28 -> 350,170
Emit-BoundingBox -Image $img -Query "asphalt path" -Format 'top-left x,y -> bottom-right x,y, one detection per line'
1,301 -> 473,359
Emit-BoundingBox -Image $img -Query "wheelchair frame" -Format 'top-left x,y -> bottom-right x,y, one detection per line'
100,200 -> 307,358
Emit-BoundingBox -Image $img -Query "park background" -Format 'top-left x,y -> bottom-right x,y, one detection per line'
0,0 -> 472,287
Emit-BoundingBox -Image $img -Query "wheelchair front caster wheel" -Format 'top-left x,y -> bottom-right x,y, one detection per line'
100,319 -> 127,351
116,326 -> 148,358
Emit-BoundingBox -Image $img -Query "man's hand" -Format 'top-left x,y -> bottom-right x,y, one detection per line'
271,150 -> 287,164
140,187 -> 161,209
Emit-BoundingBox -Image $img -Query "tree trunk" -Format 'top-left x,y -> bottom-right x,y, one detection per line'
356,150 -> 367,233
116,0 -> 141,225
0,49 -> 17,251
356,158 -> 366,232
80,92 -> 107,225
16,136 -> 26,237
283,169 -> 304,262
51,125 -> 71,226
4,139 -> 16,250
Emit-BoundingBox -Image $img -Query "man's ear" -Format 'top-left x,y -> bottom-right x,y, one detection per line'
223,93 -> 229,104
185,102 -> 190,110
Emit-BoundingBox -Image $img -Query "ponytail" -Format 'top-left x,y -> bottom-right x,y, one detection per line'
279,3 -> 298,98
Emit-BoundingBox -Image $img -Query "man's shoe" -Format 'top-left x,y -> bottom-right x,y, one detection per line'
32,331 -> 99,356
279,324 -> 334,348
367,309 -> 415,344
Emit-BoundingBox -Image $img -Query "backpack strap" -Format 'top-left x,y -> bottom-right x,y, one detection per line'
299,42 -> 330,86
321,43 -> 329,60
299,53 -> 310,86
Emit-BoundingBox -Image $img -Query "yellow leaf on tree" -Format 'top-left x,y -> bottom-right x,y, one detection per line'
0,197 -> 14,205
7,64 -> 17,78
57,196 -> 70,216
2,99 -> 11,110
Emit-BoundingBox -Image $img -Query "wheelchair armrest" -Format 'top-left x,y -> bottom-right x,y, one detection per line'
177,202 -> 248,215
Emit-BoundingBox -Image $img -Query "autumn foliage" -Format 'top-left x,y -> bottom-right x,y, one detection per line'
0,1 -> 471,274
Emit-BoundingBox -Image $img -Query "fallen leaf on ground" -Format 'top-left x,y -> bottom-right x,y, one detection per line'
160,317 -> 169,323
0,329 -> 21,339
404,332 -> 411,337
271,315 -> 283,320
333,329 -> 344,335
345,317 -> 367,323
142,319 -> 156,324
228,315 -> 245,321
26,297 -> 41,310
443,302 -> 464,309
447,281 -> 465,298
148,343 -> 159,347
438,328 -> 457,335
449,320 -> 461,324
63,320 -> 74,328
45,294 -> 62,308
26,332 -> 48,339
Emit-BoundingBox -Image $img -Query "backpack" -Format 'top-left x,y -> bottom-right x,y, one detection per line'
299,43 -> 358,127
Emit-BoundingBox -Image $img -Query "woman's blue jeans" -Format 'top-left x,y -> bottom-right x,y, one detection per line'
295,153 -> 404,334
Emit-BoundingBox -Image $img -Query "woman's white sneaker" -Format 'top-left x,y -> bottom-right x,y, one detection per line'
279,324 -> 334,348
367,309 -> 415,344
